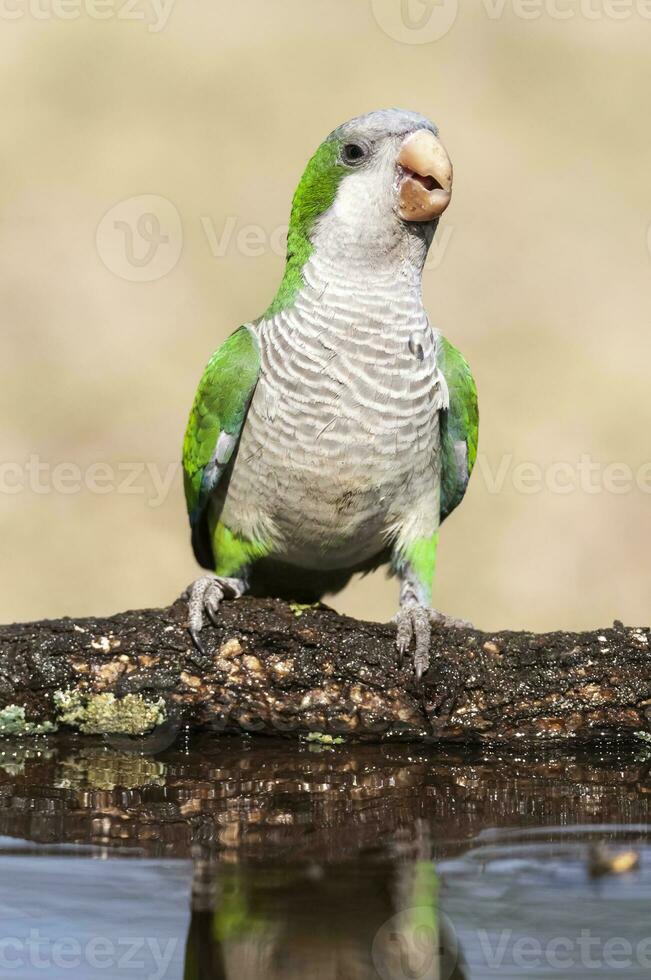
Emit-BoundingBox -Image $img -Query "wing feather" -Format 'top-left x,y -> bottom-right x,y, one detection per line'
438,335 -> 479,523
182,325 -> 260,567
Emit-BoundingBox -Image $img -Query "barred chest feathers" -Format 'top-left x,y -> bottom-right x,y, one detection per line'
220,261 -> 448,569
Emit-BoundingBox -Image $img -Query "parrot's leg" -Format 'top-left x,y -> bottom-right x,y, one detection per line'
186,574 -> 248,654
185,521 -> 270,655
394,532 -> 472,680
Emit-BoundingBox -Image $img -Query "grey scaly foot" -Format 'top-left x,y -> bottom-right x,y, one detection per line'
185,575 -> 247,655
429,609 -> 473,630
395,604 -> 473,680
396,603 -> 432,681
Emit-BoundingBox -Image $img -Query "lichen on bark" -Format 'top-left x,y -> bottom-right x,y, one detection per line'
0,596 -> 649,743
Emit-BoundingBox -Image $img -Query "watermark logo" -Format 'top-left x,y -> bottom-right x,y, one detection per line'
371,0 -> 459,43
96,194 -> 183,283
372,908 -> 459,980
371,0 -> 651,43
372,914 -> 651,976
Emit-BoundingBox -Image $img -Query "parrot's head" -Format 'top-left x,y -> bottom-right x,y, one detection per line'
285,108 -> 453,275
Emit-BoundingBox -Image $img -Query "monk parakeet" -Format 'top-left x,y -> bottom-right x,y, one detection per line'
182,108 -> 478,678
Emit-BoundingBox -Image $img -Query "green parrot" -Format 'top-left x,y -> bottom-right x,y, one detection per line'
183,108 -> 478,678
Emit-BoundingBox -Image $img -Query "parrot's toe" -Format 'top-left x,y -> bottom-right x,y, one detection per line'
186,574 -> 247,656
429,609 -> 474,630
395,604 -> 432,680
204,581 -> 225,626
395,605 -> 473,679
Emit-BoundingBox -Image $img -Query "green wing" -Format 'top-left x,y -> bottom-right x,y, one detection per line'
439,335 -> 479,523
182,325 -> 260,568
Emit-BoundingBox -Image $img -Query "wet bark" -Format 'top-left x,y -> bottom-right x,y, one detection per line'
0,596 -> 650,743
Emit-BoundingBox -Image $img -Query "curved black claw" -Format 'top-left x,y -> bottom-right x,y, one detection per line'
189,626 -> 206,657
206,603 -> 221,627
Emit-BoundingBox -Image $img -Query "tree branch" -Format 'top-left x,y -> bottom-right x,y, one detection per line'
0,597 -> 650,743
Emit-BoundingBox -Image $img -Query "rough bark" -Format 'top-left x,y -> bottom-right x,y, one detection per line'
0,596 -> 650,743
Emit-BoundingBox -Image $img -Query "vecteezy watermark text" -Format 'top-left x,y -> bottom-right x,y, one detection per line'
2,453 -> 651,508
94,196 -> 455,283
476,452 -> 651,495
0,0 -> 175,31
372,913 -> 651,979
200,214 -> 454,271
0,455 -> 180,508
0,931 -> 177,979
477,928 -> 651,971
371,0 -> 651,44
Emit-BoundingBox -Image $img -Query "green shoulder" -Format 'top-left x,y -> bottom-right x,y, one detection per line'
438,334 -> 479,523
182,325 -> 260,537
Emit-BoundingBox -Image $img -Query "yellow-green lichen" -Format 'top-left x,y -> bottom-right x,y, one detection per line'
290,602 -> 319,618
0,705 -> 57,738
53,691 -> 87,727
305,732 -> 345,746
53,690 -> 166,735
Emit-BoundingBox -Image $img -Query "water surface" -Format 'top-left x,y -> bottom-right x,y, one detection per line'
0,736 -> 649,978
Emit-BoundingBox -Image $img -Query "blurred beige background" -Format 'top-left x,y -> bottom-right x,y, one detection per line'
1,0 -> 650,631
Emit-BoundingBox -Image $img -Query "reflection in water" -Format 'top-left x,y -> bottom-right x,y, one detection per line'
183,835 -> 467,980
1,736 -> 650,860
0,736 -> 648,978
56,748 -> 168,791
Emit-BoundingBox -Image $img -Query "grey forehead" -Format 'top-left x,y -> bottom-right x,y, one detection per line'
328,108 -> 438,143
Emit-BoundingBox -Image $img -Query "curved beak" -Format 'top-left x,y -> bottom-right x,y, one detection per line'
397,129 -> 453,222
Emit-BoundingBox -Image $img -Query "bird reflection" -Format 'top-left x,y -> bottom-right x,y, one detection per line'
182,819 -> 467,980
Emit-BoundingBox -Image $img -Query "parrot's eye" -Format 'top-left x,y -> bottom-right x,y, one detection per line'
341,142 -> 368,166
